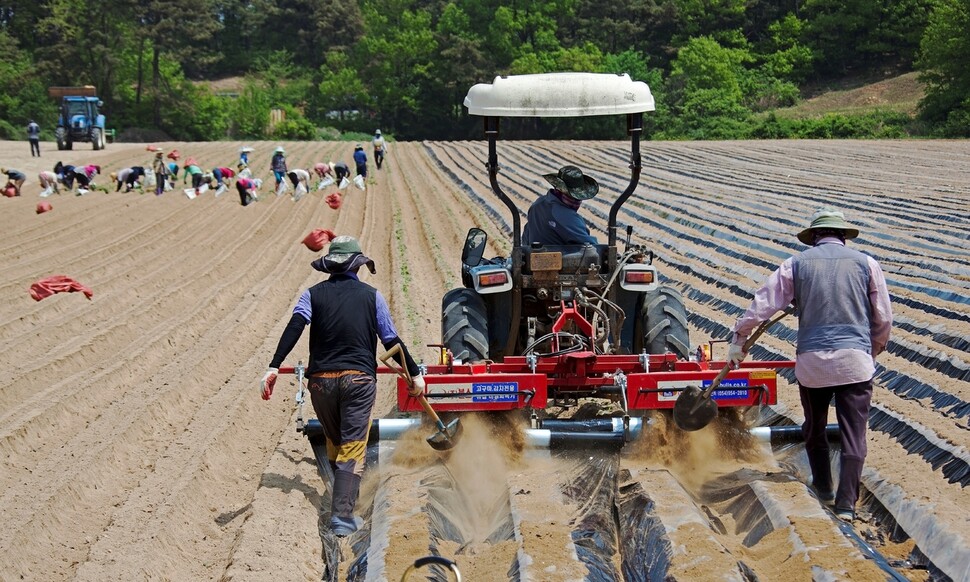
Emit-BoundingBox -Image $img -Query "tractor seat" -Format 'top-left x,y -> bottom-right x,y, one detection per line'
522,243 -> 608,275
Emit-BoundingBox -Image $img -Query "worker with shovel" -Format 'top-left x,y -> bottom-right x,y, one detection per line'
260,236 -> 426,537
727,207 -> 892,522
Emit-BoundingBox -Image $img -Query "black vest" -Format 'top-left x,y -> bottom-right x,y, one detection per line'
307,275 -> 379,376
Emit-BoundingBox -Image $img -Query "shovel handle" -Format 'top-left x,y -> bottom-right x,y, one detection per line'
379,345 -> 445,428
698,306 -> 794,401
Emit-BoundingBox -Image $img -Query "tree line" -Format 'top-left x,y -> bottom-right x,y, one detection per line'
0,0 -> 967,142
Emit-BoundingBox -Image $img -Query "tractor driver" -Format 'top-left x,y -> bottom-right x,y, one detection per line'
259,236 -> 425,537
522,165 -> 599,246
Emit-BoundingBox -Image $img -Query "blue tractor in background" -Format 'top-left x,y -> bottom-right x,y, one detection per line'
49,86 -> 107,151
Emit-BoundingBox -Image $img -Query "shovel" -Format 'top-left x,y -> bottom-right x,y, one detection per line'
379,345 -> 462,451
673,307 -> 792,432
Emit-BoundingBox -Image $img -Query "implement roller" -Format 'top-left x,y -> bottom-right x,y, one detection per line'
292,402 -> 840,450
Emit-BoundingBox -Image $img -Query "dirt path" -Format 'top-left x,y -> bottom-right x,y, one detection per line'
0,139 -> 967,581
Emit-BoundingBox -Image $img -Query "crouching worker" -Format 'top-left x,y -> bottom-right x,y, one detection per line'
236,177 -> 261,206
259,236 -> 425,537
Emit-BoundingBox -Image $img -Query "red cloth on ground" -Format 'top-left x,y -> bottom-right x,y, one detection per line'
325,192 -> 342,209
167,150 -> 181,161
36,202 -> 52,214
29,275 -> 94,301
302,229 -> 336,252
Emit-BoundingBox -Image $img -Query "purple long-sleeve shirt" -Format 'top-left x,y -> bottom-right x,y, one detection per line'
731,237 -> 893,388
292,272 -> 399,343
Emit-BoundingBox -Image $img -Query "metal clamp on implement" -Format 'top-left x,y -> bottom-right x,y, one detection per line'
277,362 -> 307,431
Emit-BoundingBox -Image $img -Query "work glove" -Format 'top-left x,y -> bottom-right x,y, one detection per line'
260,368 -> 278,400
727,343 -> 747,369
409,375 -> 426,397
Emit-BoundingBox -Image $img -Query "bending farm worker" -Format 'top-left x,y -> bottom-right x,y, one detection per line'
728,207 -> 892,522
287,168 -> 310,201
237,162 -> 253,180
211,166 -> 235,196
332,160 -> 350,184
38,170 -> 60,197
114,166 -> 146,192
313,162 -> 333,179
236,177 -> 260,206
260,236 -> 425,537
3,168 -> 27,196
183,163 -> 204,189
522,165 -> 599,246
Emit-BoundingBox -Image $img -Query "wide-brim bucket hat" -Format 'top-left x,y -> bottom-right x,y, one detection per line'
274,146 -> 285,154
543,165 -> 599,201
311,235 -> 376,275
797,207 -> 860,245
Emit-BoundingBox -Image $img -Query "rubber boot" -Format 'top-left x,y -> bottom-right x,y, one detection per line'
330,470 -> 362,537
835,456 -> 865,516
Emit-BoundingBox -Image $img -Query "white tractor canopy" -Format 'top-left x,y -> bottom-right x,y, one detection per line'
464,72 -> 655,117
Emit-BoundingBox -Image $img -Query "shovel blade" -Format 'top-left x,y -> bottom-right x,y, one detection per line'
673,385 -> 719,432
426,418 -> 462,451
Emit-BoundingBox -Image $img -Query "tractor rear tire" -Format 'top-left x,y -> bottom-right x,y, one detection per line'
441,288 -> 489,363
92,128 -> 103,150
55,127 -> 68,151
637,286 -> 691,359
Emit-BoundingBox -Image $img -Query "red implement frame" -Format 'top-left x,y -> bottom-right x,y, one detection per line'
386,353 -> 794,413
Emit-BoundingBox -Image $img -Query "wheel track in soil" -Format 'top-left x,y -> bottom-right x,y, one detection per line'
0,140 -> 968,581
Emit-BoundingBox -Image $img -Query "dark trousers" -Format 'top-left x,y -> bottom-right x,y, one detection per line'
375,150 -> 384,169
355,163 -> 367,179
800,380 -> 872,512
308,372 -> 376,520
29,138 -> 40,157
236,183 -> 252,206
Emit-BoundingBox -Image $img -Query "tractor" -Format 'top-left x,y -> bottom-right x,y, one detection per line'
291,73 -> 794,451
393,73 -> 792,442
49,86 -> 107,151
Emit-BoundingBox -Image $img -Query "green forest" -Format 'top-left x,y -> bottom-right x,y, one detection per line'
1,0 -> 968,141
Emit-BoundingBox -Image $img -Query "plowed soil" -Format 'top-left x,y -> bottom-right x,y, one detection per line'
1,138 -> 968,581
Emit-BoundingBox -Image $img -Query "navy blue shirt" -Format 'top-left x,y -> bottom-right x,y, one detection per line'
522,190 -> 597,246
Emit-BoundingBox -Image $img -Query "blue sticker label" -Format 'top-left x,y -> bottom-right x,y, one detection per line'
471,382 -> 518,402
703,378 -> 749,400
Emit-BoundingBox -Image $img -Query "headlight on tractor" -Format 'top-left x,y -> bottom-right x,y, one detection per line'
620,264 -> 659,292
471,266 -> 513,294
